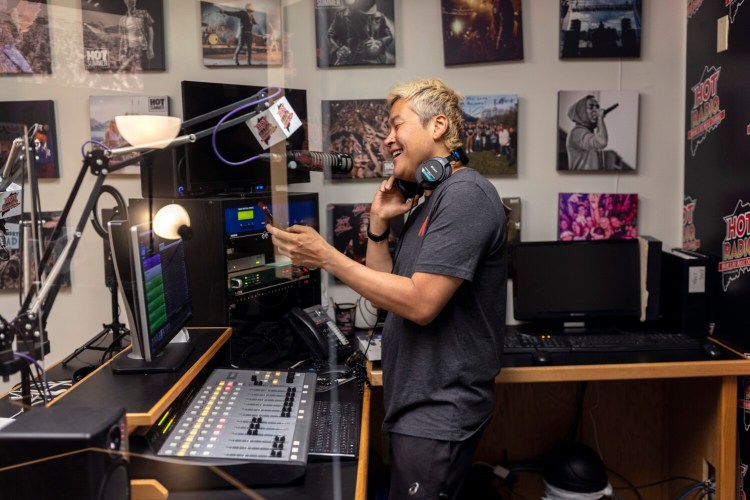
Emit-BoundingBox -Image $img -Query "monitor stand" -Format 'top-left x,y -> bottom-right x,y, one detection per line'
111,329 -> 195,374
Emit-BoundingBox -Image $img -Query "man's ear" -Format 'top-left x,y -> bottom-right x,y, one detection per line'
431,114 -> 448,140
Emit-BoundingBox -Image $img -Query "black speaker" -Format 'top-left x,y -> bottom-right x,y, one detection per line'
0,406 -> 130,500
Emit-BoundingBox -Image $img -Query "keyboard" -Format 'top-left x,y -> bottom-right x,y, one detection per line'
308,400 -> 360,460
504,330 -> 703,354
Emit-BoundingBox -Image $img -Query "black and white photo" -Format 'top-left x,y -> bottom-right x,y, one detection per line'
314,0 -> 395,68
557,90 -> 639,171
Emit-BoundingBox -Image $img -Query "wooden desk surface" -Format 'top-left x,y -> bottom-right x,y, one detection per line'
367,356 -> 750,386
51,327 -> 231,431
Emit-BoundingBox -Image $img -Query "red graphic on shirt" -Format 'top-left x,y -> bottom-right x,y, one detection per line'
418,216 -> 429,237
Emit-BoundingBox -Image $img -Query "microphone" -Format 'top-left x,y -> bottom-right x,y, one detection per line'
258,151 -> 353,175
602,103 -> 619,116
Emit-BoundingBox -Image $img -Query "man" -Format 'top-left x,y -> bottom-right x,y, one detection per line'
118,0 -> 155,71
221,3 -> 257,65
267,78 -> 507,499
566,94 -> 608,170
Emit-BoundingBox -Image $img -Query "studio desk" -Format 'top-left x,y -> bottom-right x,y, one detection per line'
366,342 -> 750,500
8,327 -> 370,500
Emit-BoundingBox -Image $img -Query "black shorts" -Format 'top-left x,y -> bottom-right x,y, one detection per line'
388,429 -> 484,500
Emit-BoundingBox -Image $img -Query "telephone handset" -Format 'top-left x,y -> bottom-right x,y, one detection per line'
285,305 -> 355,361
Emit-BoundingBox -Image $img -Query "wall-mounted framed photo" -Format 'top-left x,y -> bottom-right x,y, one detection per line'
557,90 -> 639,172
0,100 -> 59,179
327,203 -> 403,282
315,0 -> 395,68
200,0 -> 283,67
0,0 -> 52,74
441,0 -> 523,65
322,98 -> 392,180
89,95 -> 170,174
0,211 -> 70,290
462,95 -> 518,176
558,192 -> 638,241
81,0 -> 166,72
559,0 -> 641,59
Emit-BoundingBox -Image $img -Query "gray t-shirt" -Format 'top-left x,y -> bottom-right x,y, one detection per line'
381,168 -> 507,441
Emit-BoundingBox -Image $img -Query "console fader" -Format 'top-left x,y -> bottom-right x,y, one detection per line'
149,368 -> 317,487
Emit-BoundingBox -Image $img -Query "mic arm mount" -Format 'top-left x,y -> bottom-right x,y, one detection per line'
0,88 -> 277,380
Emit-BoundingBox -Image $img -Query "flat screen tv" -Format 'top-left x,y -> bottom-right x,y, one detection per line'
510,240 -> 641,326
178,80 -> 310,196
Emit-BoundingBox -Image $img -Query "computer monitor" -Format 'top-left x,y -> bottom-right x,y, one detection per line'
179,80 -> 310,195
110,222 -> 194,373
510,240 -> 641,327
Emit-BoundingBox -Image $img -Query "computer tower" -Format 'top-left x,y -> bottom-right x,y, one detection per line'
128,194 -> 321,327
0,406 -> 129,500
659,249 -> 711,337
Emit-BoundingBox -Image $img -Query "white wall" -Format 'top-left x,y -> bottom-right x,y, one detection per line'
0,0 -> 686,393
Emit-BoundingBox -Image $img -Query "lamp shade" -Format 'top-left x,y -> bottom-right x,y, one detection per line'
153,204 -> 191,240
114,115 -> 182,149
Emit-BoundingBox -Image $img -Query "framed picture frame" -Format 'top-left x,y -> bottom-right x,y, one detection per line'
200,0 -> 283,67
441,0 -> 523,65
462,95 -> 519,176
557,90 -> 639,172
559,0 -> 641,59
0,210 -> 70,290
314,0 -> 395,68
327,203 -> 403,283
558,192 -> 638,241
81,0 -> 166,72
0,0 -> 52,74
89,95 -> 170,174
0,100 -> 59,179
322,98 -> 392,180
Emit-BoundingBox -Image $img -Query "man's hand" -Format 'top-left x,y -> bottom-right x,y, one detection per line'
266,224 -> 334,269
369,176 -> 418,232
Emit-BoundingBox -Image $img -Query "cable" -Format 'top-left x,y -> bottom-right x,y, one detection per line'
675,482 -> 712,500
606,467 -> 643,500
13,351 -> 52,400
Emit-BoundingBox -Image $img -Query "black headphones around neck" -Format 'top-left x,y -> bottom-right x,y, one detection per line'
396,147 -> 469,199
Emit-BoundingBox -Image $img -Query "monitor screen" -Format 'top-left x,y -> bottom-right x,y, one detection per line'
179,80 -> 310,195
224,194 -> 319,238
510,240 -> 641,324
130,223 -> 193,362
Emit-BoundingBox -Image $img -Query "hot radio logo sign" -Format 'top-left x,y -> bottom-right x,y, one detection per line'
688,0 -> 704,17
688,66 -> 725,156
719,200 -> 750,291
683,197 -> 701,251
727,0 -> 745,22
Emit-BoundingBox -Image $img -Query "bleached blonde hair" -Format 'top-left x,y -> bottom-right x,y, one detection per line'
386,78 -> 464,150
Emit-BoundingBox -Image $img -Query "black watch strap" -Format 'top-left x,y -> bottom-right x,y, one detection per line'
367,225 -> 390,242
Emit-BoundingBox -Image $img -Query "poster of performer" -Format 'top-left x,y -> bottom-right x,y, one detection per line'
0,211 -> 70,290
314,0 -> 395,68
327,203 -> 403,282
0,0 -> 51,74
462,95 -> 518,176
441,0 -> 523,65
558,192 -> 638,241
557,90 -> 639,171
89,95 -> 169,174
559,0 -> 641,58
81,0 -> 166,72
322,99 -> 391,180
0,100 -> 59,179
200,0 -> 282,67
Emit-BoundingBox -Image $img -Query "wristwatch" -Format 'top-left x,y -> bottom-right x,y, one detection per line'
367,225 -> 390,242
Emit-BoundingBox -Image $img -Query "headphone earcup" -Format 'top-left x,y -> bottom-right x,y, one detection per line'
415,157 -> 452,191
